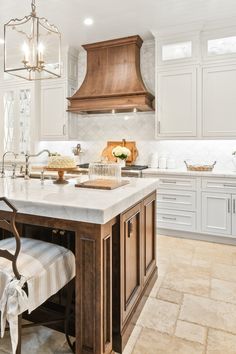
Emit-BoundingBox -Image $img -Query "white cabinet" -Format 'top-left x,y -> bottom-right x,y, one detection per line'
0,83 -> 36,155
157,67 -> 197,137
232,195 -> 236,236
40,83 -> 67,140
154,175 -> 197,232
202,192 -> 231,236
202,65 -> 236,137
39,47 -> 78,141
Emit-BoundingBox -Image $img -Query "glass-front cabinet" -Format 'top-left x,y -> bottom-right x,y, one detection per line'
0,82 -> 35,157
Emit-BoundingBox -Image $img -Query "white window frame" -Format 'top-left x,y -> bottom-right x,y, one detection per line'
202,27 -> 236,62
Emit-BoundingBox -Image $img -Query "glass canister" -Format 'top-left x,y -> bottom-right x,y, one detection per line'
88,162 -> 121,180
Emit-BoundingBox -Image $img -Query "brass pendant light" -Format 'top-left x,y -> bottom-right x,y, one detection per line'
4,0 -> 61,80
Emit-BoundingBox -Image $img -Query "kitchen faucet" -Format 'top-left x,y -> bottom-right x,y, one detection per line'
1,151 -> 18,178
24,149 -> 51,180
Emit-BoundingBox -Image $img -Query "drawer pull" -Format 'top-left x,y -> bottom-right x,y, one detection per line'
128,220 -> 133,237
233,199 -> 236,214
162,196 -> 177,200
161,180 -> 177,184
224,184 -> 236,188
162,216 -> 177,221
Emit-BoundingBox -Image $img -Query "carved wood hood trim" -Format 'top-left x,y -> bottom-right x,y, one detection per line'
67,35 -> 155,114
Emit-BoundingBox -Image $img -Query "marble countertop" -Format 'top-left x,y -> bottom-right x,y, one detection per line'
142,168 -> 236,179
0,176 -> 158,224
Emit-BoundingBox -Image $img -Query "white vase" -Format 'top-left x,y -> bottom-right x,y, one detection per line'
117,158 -> 126,167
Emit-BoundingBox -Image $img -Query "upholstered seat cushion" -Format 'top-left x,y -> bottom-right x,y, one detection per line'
0,237 -> 75,312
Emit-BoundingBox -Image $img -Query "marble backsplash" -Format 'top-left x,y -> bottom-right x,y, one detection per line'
38,139 -> 236,171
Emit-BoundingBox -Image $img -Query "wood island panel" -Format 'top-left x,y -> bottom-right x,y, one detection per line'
0,191 -> 157,354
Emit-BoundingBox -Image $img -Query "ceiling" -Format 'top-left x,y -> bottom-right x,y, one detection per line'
1,0 -> 236,48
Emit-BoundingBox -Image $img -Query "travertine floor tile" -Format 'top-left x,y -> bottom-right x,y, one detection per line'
180,294 -> 236,334
175,320 -> 207,344
211,278 -> 236,304
137,297 -> 179,334
162,263 -> 210,296
0,327 -> 67,354
207,329 -> 236,354
122,325 -> 142,354
193,247 -> 233,265
157,288 -> 183,304
212,263 -> 236,282
149,276 -> 164,297
132,328 -> 204,354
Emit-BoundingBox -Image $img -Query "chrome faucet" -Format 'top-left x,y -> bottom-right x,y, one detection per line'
24,149 -> 51,180
1,151 -> 18,178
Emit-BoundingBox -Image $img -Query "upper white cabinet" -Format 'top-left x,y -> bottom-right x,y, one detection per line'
40,83 -> 67,140
39,47 -> 78,141
157,67 -> 197,137
155,26 -> 236,139
202,65 -> 236,137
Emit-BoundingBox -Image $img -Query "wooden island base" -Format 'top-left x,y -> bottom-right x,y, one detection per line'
0,192 -> 157,354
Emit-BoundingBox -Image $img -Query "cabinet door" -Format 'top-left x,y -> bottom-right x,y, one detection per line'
157,67 -> 197,137
143,193 -> 156,285
120,203 -> 142,325
202,65 -> 236,137
40,84 -> 67,140
232,195 -> 236,237
202,192 -> 231,235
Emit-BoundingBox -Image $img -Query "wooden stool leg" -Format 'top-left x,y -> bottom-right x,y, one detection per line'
16,314 -> 22,354
65,279 -> 75,353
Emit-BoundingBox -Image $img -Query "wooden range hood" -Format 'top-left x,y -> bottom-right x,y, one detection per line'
67,35 -> 155,114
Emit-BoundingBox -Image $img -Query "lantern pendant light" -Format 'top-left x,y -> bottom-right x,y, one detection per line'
4,0 -> 61,80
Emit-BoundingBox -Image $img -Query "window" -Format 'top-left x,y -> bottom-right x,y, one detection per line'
162,41 -> 192,61
208,36 -> 236,55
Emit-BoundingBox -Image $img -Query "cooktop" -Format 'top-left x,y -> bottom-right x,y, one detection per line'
78,163 -> 148,171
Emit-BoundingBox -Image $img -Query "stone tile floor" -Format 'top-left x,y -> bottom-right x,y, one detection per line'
2,235 -> 236,353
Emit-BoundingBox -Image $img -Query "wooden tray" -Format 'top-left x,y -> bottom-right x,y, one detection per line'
75,179 -> 130,190
101,140 -> 138,164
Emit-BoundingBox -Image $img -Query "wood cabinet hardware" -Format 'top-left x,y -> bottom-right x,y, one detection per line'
128,220 -> 133,237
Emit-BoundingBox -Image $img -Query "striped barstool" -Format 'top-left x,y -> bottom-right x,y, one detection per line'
0,197 -> 76,354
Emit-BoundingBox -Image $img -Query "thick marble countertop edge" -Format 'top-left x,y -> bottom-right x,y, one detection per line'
142,168 -> 236,178
0,177 -> 158,224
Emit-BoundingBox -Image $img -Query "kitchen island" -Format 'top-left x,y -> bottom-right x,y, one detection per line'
0,177 -> 158,354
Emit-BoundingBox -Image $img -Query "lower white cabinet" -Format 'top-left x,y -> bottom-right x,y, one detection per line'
144,172 -> 236,240
158,209 -> 196,232
202,192 -> 231,236
231,194 -> 236,236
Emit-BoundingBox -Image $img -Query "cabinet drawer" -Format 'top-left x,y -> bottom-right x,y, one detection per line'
202,178 -> 236,193
158,209 -> 196,232
157,190 -> 196,211
158,176 -> 196,190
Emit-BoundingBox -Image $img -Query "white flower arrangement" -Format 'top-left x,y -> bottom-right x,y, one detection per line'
112,146 -> 131,160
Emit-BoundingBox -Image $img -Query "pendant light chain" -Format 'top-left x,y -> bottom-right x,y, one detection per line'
31,0 -> 36,16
